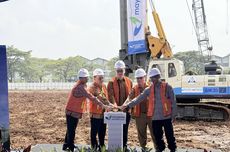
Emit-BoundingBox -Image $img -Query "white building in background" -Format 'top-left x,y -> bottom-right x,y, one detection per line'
211,55 -> 222,64
91,58 -> 109,69
211,54 -> 230,67
222,55 -> 230,67
90,57 -> 111,80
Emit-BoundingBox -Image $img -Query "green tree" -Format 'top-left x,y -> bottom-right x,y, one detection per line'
52,56 -> 88,82
28,58 -> 54,82
107,56 -> 118,78
174,51 -> 208,74
6,45 -> 119,82
7,46 -> 32,82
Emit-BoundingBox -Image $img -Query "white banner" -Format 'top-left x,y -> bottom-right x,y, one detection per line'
127,0 -> 147,54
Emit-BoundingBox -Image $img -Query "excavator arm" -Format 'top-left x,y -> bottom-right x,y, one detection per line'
147,0 -> 173,59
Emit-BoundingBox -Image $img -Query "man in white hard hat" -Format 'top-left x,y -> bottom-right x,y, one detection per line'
120,68 -> 177,152
107,60 -> 133,151
88,68 -> 112,151
123,68 -> 156,151
63,68 -> 112,152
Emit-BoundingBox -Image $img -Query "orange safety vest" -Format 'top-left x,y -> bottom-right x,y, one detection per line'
147,82 -> 172,117
112,76 -> 132,105
132,84 -> 149,117
89,84 -> 108,114
65,80 -> 87,114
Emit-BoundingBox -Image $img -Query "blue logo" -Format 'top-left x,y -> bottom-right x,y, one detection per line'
105,116 -> 112,120
130,16 -> 142,36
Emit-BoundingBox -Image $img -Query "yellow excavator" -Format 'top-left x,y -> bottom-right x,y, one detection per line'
146,0 -> 172,59
119,0 -> 230,121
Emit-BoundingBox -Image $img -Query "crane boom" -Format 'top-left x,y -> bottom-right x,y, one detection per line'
192,0 -> 213,59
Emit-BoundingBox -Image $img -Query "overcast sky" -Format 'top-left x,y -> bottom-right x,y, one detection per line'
0,0 -> 229,60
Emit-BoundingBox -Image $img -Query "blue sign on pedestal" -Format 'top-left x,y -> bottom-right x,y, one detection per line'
0,45 -> 10,150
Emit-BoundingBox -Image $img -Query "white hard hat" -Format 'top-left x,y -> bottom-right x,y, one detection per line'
149,68 -> 161,77
135,68 -> 146,78
78,68 -> 89,77
114,60 -> 126,69
93,68 -> 104,76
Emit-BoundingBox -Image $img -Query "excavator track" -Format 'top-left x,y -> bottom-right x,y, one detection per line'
202,101 -> 230,109
177,102 -> 230,121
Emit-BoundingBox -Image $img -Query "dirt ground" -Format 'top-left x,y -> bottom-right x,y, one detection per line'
8,91 -> 230,151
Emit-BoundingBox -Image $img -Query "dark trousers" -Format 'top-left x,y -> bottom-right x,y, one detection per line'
123,112 -> 131,148
63,114 -> 79,151
90,117 -> 106,149
152,119 -> 176,152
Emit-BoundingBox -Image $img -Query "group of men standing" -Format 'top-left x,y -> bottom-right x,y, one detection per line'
62,60 -> 177,152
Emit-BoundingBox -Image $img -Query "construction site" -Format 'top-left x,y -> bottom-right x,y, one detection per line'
7,91 -> 230,151
0,0 -> 230,152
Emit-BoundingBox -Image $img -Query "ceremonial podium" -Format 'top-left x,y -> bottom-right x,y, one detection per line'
104,112 -> 126,151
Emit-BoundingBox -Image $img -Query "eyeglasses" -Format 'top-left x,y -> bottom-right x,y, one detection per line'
116,69 -> 124,73
136,77 -> 144,80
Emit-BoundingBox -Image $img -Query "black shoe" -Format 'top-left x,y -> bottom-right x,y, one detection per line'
155,149 -> 163,152
62,144 -> 76,152
98,145 -> 106,152
62,144 -> 68,151
69,145 -> 76,152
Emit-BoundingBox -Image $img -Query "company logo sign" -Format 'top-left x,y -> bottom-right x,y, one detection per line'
130,16 -> 142,36
127,0 -> 147,54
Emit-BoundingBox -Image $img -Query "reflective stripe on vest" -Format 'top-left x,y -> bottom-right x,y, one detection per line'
66,80 -> 87,114
112,76 -> 132,105
147,82 -> 172,117
132,84 -> 149,117
89,84 -> 108,114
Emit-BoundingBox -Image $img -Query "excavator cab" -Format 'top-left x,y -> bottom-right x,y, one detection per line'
147,58 -> 184,86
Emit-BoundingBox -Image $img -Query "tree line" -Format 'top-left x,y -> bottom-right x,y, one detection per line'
7,46 -> 117,83
6,46 -> 228,83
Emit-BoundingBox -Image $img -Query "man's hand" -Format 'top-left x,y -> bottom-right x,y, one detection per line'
108,102 -> 114,107
103,105 -> 113,111
113,102 -> 118,108
119,104 -> 128,111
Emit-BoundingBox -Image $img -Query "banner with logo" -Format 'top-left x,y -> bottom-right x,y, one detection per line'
127,0 -> 147,54
0,45 -> 10,150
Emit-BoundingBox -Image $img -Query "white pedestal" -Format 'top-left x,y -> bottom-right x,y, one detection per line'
104,112 -> 126,151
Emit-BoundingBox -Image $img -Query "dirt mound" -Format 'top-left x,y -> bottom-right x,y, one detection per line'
9,91 -> 230,151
